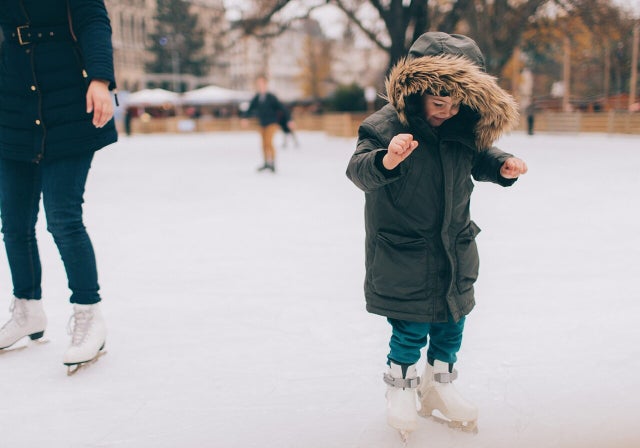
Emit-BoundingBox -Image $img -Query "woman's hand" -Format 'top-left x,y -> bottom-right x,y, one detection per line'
86,79 -> 113,128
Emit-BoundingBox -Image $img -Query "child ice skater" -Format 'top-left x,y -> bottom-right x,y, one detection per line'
346,32 -> 527,440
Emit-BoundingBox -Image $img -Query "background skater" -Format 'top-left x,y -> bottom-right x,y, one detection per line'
242,74 -> 290,173
278,105 -> 299,149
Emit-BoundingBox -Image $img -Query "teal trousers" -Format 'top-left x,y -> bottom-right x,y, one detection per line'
387,314 -> 466,366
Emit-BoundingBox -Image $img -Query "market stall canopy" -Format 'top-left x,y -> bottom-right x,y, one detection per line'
125,88 -> 181,106
182,85 -> 254,105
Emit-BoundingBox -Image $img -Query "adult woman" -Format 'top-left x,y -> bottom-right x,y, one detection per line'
0,0 -> 117,373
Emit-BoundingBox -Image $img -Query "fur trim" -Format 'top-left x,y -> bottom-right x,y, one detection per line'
385,54 -> 519,149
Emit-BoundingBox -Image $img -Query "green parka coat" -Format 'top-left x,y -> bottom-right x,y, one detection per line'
346,33 -> 520,323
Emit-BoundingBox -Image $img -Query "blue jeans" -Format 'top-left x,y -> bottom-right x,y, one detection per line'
387,315 -> 466,366
0,153 -> 100,304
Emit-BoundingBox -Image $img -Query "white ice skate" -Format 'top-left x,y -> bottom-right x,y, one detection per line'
63,303 -> 107,375
384,362 -> 420,443
0,298 -> 47,351
417,360 -> 478,432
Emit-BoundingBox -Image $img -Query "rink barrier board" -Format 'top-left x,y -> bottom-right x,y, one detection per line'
122,112 -> 640,137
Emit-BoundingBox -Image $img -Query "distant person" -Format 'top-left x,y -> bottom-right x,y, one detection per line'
241,75 -> 290,172
124,107 -> 133,136
0,0 -> 117,374
526,103 -> 535,135
278,106 -> 299,149
346,32 -> 527,441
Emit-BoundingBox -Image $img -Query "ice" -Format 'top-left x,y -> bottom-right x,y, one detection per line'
1,129 -> 639,447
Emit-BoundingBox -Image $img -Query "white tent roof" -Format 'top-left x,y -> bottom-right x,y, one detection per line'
125,88 -> 180,106
182,85 -> 254,105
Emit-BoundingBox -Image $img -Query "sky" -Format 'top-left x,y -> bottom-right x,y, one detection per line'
618,0 -> 640,14
1,128 -> 639,448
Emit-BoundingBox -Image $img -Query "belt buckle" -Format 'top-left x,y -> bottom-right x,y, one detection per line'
17,25 -> 30,45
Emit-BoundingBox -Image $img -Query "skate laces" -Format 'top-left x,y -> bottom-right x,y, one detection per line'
1,298 -> 27,330
67,309 -> 94,346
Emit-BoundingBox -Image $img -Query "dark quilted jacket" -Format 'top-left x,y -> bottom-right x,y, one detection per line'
0,0 -> 117,162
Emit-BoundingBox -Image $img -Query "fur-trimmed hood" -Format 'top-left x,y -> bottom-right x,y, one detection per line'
385,32 -> 519,149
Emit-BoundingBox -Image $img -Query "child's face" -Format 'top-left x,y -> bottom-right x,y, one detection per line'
424,95 -> 460,127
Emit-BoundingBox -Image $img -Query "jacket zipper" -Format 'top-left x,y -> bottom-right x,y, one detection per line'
30,45 -> 45,163
19,0 -> 45,163
437,138 -> 455,303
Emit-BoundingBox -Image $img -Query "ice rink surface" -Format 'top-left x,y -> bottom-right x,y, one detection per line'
1,129 -> 639,448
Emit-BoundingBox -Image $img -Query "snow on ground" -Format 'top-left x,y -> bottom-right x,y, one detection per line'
1,129 -> 639,448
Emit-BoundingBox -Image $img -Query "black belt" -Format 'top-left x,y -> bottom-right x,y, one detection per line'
3,25 -> 73,46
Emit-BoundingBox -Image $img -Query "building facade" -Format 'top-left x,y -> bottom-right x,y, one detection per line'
103,0 -> 388,102
105,0 -> 155,92
105,0 -> 227,92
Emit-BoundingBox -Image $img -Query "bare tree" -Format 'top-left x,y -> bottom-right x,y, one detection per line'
330,0 -> 472,70
521,0 -> 638,104
233,0 -> 554,75
462,0 -> 549,74
230,0 -> 328,38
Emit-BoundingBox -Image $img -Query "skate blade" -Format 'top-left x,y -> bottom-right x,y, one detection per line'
0,345 -> 27,354
398,430 -> 411,444
0,338 -> 50,354
429,413 -> 478,434
65,350 -> 107,376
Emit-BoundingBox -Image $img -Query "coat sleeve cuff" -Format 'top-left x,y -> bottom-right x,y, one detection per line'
374,150 -> 401,178
496,170 -> 518,186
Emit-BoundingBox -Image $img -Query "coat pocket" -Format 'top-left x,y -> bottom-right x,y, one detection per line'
371,232 -> 427,300
455,221 -> 481,294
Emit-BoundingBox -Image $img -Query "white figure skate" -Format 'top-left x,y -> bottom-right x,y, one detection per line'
0,298 -> 47,351
384,362 -> 420,443
63,303 -> 107,375
417,360 -> 478,432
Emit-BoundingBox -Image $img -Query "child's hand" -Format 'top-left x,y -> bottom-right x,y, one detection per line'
383,134 -> 419,170
500,157 -> 528,179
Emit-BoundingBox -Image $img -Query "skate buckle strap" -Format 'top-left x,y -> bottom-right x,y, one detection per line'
433,369 -> 458,383
383,372 -> 420,389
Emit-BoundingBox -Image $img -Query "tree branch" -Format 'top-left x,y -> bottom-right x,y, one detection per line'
409,0 -> 429,43
234,1 -> 327,40
439,0 -> 473,32
332,0 -> 390,52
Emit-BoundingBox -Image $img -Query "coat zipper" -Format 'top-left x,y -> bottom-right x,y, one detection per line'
437,138 -> 455,302
18,0 -> 45,163
30,44 -> 46,163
